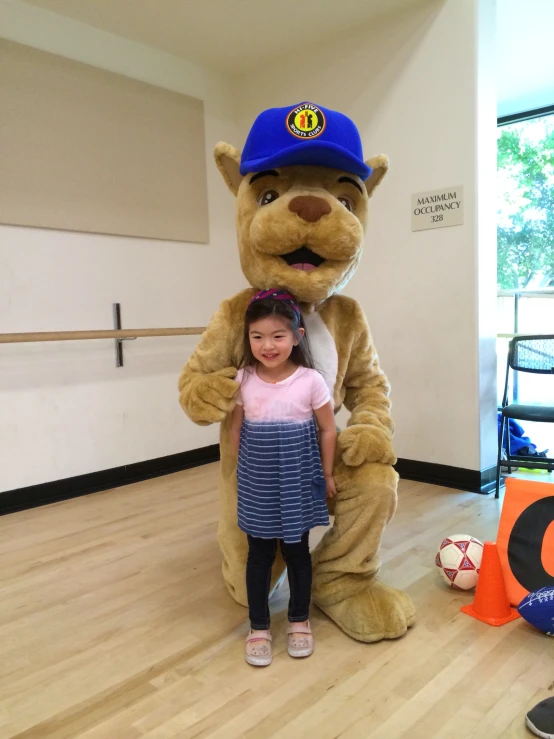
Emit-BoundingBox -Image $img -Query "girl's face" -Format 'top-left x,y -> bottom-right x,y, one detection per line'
248,316 -> 304,369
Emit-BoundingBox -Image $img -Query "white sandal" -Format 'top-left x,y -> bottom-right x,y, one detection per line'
287,621 -> 314,658
245,630 -> 272,667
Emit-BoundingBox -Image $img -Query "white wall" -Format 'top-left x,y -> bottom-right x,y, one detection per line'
0,0 -> 498,493
477,0 -> 499,471
0,1 -> 246,492
236,0 -> 498,471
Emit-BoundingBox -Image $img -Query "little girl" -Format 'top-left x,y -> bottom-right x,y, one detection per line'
230,289 -> 337,667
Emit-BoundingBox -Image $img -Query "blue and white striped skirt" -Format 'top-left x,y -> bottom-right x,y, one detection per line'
237,419 -> 330,544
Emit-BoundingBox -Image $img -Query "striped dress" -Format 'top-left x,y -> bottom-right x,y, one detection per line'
236,365 -> 331,543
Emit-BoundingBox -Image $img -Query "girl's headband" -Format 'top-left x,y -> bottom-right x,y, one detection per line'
248,289 -> 301,318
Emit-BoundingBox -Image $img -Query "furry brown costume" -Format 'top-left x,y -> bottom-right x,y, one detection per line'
178,134 -> 415,643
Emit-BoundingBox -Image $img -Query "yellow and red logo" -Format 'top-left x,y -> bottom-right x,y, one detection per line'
286,103 -> 326,139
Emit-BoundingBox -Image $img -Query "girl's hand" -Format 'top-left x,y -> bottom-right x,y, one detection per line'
325,475 -> 337,499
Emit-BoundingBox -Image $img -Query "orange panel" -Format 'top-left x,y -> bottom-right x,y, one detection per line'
497,477 -> 554,606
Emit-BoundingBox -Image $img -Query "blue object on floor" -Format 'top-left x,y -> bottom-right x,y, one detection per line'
498,414 -> 537,455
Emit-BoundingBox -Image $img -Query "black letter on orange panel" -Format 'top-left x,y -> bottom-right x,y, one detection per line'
508,498 -> 554,591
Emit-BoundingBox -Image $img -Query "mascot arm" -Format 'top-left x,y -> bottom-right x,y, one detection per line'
178,298 -> 240,426
339,303 -> 396,467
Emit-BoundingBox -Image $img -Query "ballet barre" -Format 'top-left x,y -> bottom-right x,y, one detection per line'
0,303 -> 205,367
0,327 -> 205,344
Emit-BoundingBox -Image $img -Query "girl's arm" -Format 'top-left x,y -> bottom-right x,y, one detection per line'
230,403 -> 245,459
314,401 -> 338,498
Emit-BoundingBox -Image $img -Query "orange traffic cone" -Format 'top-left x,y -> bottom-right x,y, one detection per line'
461,541 -> 520,626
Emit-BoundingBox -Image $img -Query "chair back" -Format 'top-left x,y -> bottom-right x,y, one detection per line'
509,335 -> 554,375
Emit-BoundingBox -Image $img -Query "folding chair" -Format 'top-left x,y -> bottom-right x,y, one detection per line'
496,335 -> 554,498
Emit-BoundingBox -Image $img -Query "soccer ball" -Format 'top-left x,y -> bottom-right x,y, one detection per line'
435,535 -> 484,590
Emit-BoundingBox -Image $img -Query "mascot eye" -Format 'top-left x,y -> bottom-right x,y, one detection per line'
338,197 -> 353,212
258,190 -> 279,206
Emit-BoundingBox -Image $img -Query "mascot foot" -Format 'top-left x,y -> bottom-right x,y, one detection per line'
314,581 -> 415,643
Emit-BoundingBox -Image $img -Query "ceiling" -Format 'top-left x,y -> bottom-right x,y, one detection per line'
24,0 -> 429,74
497,0 -> 554,117
23,0 -> 554,116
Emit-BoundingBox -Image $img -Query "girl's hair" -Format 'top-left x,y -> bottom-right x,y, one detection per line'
241,294 -> 315,370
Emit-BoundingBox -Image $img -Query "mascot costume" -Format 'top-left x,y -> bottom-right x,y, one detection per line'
179,102 -> 415,642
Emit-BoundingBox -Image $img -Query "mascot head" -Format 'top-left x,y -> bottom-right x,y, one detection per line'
215,102 -> 388,304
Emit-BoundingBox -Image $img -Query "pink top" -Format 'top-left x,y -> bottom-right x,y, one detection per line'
235,366 -> 330,422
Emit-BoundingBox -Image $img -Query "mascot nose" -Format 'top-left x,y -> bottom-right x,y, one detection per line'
288,195 -> 332,223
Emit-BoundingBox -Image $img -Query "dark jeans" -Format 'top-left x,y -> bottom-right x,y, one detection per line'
246,532 -> 312,630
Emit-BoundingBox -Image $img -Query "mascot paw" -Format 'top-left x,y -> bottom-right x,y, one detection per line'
315,581 -> 415,643
179,367 -> 239,425
338,425 -> 397,466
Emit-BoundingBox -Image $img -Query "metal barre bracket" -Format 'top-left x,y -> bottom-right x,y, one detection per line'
112,303 -> 136,368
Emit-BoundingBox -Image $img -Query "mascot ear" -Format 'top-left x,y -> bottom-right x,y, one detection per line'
364,155 -> 389,199
214,142 -> 243,196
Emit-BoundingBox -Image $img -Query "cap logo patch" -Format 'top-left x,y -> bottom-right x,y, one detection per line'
286,103 -> 326,139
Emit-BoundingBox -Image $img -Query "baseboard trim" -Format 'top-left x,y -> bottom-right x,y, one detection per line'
0,444 -> 221,516
395,458 -> 496,495
2,447 -> 495,516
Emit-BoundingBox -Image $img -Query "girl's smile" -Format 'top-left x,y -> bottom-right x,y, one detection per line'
249,316 -> 303,370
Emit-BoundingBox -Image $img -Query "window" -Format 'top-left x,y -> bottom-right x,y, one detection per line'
496,105 -> 554,458
497,107 -> 554,291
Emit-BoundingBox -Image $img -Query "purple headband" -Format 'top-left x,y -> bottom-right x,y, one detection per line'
248,289 -> 301,317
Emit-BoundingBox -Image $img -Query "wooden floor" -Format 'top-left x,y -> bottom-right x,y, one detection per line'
1,465 -> 552,739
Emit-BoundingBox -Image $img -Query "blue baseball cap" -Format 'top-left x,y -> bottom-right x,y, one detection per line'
240,102 -> 371,180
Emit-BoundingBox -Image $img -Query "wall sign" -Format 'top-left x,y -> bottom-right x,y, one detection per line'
411,185 -> 464,232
